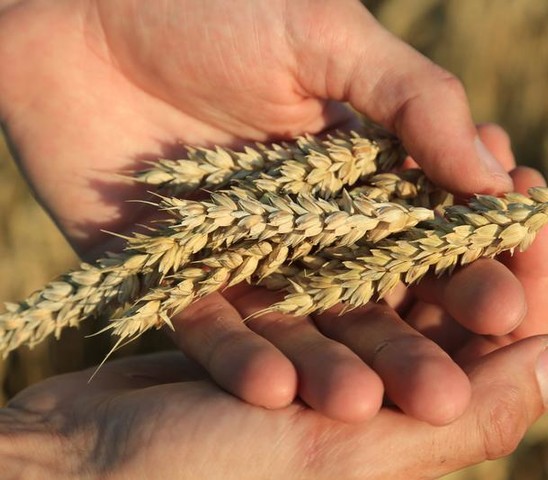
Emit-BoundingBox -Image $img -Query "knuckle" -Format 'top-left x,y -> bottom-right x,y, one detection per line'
433,69 -> 467,99
478,385 -> 528,460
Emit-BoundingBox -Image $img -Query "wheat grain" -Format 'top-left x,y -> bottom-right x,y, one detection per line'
0,127 -> 547,356
350,169 -> 453,209
133,130 -> 405,198
257,187 -> 548,316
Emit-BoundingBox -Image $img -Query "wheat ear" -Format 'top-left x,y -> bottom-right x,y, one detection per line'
257,187 -> 548,316
133,130 -> 405,197
0,130 -> 402,356
152,188 -> 433,249
103,187 -> 548,342
1,127 -> 547,357
103,241 -> 283,340
96,187 -> 434,343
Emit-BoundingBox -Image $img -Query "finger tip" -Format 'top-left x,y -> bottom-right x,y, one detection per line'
403,360 -> 472,426
323,375 -> 384,423
510,166 -> 547,192
381,340 -> 472,425
301,363 -> 384,423
473,136 -> 514,194
446,260 -> 527,335
219,348 -> 298,409
248,357 -> 298,409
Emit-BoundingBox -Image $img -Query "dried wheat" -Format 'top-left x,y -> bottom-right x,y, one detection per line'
153,188 -> 434,249
257,187 -> 548,316
104,241 -> 280,339
103,187 -> 548,342
133,130 -> 405,197
0,126 -> 547,356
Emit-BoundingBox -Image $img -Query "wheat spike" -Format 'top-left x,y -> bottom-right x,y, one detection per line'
102,187 -> 548,341
104,241 -> 280,340
133,130 -> 405,197
152,188 -> 434,249
0,130 -> 404,356
0,124 -> 547,357
257,187 -> 548,316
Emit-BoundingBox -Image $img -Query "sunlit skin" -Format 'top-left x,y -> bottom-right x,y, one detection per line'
0,0 -> 545,431
1,335 -> 547,479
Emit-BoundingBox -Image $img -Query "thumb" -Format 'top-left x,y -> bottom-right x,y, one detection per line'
287,1 -> 512,195
438,336 -> 548,470
399,336 -> 547,477
295,336 -> 548,480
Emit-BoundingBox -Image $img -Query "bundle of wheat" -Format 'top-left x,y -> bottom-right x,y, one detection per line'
1,127 -> 547,357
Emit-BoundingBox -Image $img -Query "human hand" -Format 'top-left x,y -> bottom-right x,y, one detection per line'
0,0 -> 512,250
1,340 -> 547,480
406,126 -> 548,365
0,0 -> 523,423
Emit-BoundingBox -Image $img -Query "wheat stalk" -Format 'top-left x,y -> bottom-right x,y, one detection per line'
257,187 -> 548,316
1,126 -> 547,357
133,130 -> 405,198
103,187 -> 548,343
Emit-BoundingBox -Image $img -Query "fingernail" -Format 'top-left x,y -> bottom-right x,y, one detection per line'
535,347 -> 548,407
474,137 -> 513,190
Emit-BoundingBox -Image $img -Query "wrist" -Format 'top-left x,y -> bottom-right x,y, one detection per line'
0,408 -> 81,479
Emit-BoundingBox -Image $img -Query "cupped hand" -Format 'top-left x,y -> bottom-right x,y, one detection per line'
2,340 -> 547,480
0,0 -> 523,423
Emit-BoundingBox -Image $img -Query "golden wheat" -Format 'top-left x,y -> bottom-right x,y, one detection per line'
1,130 -> 547,357
133,129 -> 405,197
258,188 -> 548,316
105,187 -> 548,338
0,130 -> 403,356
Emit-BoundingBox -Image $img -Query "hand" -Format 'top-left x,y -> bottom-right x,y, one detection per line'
1,340 -> 547,480
0,0 -> 520,423
405,126 -> 548,365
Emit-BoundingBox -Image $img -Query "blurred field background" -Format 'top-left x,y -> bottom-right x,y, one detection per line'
1,0 -> 548,478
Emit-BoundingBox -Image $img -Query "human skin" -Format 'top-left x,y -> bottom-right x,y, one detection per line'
0,0 -> 537,424
0,335 -> 547,479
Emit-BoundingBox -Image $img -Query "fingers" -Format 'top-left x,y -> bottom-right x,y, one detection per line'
434,337 -> 547,468
411,259 -> 527,336
170,292 -> 297,409
224,285 -> 384,423
455,167 -> 548,360
313,303 -> 471,425
410,166 -> 548,362
303,336 -> 548,479
493,167 -> 548,339
476,123 -> 515,170
288,1 -> 512,195
405,301 -> 469,354
501,167 -> 548,277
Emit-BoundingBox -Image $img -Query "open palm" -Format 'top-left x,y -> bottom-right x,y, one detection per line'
4,344 -> 546,479
1,0 -> 368,250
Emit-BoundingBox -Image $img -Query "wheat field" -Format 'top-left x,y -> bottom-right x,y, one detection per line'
1,1 -> 548,478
